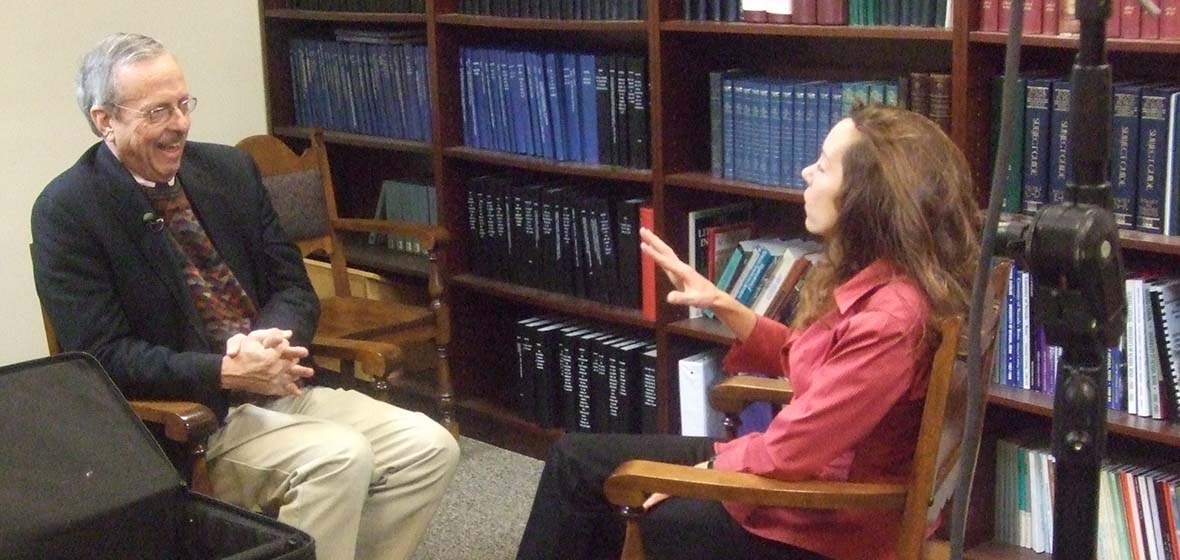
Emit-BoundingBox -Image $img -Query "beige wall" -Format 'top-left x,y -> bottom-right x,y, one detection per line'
0,2 -> 268,362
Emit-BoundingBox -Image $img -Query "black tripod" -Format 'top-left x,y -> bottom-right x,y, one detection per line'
995,0 -> 1129,556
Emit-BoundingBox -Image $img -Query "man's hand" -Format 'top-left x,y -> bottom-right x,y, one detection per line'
225,328 -> 307,362
221,330 -> 314,396
641,460 -> 711,511
639,227 -> 724,309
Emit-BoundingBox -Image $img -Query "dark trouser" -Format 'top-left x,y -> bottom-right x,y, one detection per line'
514,433 -> 830,560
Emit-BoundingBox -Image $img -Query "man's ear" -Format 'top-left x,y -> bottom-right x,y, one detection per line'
90,106 -> 112,137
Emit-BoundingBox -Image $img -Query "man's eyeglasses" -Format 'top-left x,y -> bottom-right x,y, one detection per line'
113,97 -> 198,126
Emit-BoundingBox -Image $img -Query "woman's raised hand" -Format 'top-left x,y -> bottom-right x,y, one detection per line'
639,227 -> 721,310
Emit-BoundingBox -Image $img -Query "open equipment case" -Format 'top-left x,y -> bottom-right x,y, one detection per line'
0,353 -> 315,559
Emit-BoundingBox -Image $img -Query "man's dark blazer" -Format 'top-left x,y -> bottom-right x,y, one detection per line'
31,140 -> 320,420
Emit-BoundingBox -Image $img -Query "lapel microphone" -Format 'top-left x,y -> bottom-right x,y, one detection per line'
142,212 -> 165,233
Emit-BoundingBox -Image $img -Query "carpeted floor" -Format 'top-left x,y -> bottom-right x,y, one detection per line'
411,436 -> 545,560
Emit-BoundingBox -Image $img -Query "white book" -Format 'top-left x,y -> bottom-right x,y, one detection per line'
1128,279 -> 1140,416
1028,447 -> 1044,553
1021,270 -> 1031,391
678,348 -> 726,437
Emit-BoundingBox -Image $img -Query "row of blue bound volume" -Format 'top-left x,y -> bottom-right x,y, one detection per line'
289,30 -> 432,141
459,48 -> 650,169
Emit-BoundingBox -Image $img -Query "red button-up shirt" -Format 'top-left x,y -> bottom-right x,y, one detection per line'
714,259 -> 934,560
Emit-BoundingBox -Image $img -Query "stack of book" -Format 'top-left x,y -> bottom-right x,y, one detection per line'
682,0 -> 952,27
995,431 -> 1180,559
290,0 -> 426,13
980,0 -> 1180,40
458,48 -> 649,169
465,175 -> 648,310
458,0 -> 645,19
993,263 -> 1180,422
994,76 -> 1180,236
514,315 -> 657,433
366,179 -> 437,254
709,71 -> 951,188
289,30 -> 431,141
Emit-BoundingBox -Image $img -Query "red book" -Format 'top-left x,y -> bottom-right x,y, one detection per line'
816,0 -> 848,23
981,0 -> 1000,30
639,205 -> 656,322
1023,0 -> 1044,33
742,0 -> 769,23
999,0 -> 1012,30
1122,0 -> 1142,38
791,0 -> 817,23
1042,0 -> 1059,34
1143,3 -> 1162,38
1163,0 -> 1180,38
1107,0 -> 1120,36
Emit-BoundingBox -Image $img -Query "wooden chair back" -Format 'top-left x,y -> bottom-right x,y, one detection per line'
919,259 -> 1013,550
235,130 -> 352,298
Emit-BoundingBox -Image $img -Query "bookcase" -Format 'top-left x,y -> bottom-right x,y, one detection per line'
257,0 -> 1180,556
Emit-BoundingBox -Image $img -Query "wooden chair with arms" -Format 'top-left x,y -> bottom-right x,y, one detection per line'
235,130 -> 457,434
604,260 -> 1012,560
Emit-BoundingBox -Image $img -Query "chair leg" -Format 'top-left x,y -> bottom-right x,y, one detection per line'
435,343 -> 458,436
619,506 -> 646,560
190,443 -> 213,496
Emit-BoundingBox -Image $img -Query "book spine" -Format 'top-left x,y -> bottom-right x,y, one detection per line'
1023,79 -> 1053,214
1139,89 -> 1169,233
1112,84 -> 1142,230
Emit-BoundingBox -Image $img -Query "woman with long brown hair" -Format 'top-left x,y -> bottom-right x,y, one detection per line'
514,104 -> 981,560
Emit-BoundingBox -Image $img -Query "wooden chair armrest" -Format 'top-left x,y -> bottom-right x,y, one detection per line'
604,460 -> 906,511
312,336 -> 404,379
709,375 -> 794,415
130,400 -> 218,444
331,218 -> 451,251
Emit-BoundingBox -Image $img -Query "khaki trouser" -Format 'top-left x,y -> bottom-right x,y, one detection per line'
206,387 -> 459,560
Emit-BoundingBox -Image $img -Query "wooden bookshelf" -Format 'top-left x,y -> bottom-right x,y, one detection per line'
255,0 -> 1180,556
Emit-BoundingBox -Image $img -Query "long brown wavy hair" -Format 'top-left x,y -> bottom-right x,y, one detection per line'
791,104 -> 981,332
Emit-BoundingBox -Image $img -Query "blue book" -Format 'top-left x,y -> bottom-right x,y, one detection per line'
816,82 -> 833,166
1111,82 -> 1143,229
468,48 -> 487,149
1022,77 -> 1054,215
401,43 -> 422,141
529,51 -> 555,159
1166,89 -> 1180,235
722,75 -> 739,179
578,54 -> 599,164
1048,78 -> 1072,205
386,43 -> 409,140
459,48 -> 474,146
512,51 -> 535,156
780,81 -> 798,188
804,83 -> 821,183
525,51 -> 546,157
732,78 -> 751,182
561,53 -> 582,164
792,83 -> 810,188
754,78 -> 772,185
415,44 -> 431,141
767,80 -> 785,186
544,52 -> 567,161
1138,85 -> 1175,234
486,49 -> 507,152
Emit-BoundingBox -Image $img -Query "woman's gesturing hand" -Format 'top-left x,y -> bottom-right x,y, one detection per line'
639,227 -> 721,310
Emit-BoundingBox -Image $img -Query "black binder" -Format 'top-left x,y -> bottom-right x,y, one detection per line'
0,353 -> 315,560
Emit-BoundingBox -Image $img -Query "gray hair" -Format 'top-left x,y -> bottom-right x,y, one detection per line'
75,33 -> 168,136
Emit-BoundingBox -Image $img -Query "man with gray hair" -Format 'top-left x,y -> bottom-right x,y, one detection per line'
31,33 -> 459,560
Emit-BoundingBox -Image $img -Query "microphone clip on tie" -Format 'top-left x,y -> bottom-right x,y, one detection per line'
142,212 -> 165,233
